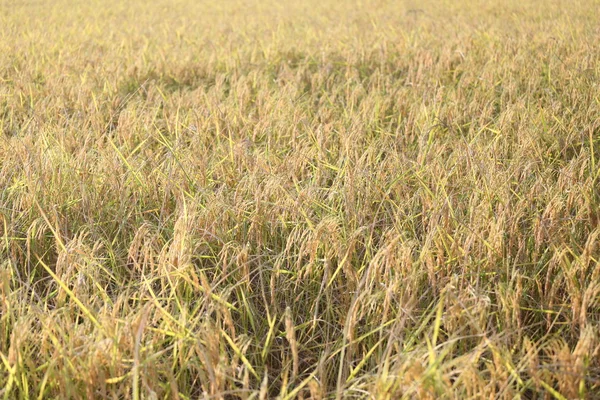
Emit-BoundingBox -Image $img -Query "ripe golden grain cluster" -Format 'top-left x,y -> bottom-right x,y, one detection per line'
1,0 -> 599,398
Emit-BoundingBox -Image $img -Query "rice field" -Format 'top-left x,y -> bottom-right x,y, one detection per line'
1,0 -> 600,398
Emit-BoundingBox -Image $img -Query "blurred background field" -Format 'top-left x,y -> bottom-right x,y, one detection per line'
1,0 -> 599,398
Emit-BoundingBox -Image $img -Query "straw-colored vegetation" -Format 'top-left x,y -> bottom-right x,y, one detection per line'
1,0 -> 599,398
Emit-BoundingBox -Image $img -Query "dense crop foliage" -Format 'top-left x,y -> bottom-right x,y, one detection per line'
1,0 -> 599,398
